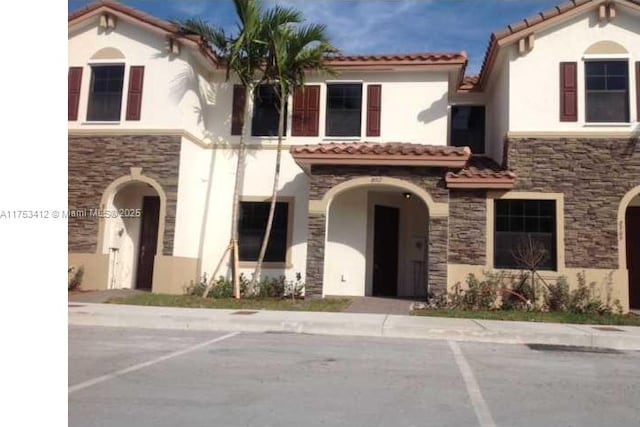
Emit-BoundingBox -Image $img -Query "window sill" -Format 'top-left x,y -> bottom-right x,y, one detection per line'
492,267 -> 560,276
322,136 -> 361,141
251,136 -> 285,140
583,122 -> 633,128
238,261 -> 293,269
81,121 -> 121,125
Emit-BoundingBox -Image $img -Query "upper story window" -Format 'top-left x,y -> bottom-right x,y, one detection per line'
326,83 -> 362,137
87,64 -> 125,121
585,60 -> 629,123
450,105 -> 485,154
252,84 -> 285,137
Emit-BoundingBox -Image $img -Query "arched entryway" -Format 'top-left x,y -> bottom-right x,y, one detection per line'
324,184 -> 430,297
620,187 -> 640,309
292,142 -> 464,299
99,172 -> 166,291
318,177 -> 447,298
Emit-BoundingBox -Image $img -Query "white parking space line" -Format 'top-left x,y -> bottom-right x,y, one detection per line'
448,340 -> 497,427
69,332 -> 239,394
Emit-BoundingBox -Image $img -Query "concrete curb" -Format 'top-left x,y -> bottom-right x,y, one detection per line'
68,303 -> 640,351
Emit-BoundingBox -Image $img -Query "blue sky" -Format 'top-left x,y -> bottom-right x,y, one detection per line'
68,0 -> 563,73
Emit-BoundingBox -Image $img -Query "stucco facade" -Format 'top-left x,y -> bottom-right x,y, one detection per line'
68,0 -> 640,310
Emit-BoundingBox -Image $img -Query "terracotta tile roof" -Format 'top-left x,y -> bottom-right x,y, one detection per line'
446,156 -> 517,189
325,52 -> 467,68
459,75 -> 480,92
475,0 -> 640,89
291,142 -> 470,170
68,0 -> 218,66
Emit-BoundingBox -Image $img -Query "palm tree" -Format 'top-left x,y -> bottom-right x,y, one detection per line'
251,14 -> 338,287
179,0 -> 300,298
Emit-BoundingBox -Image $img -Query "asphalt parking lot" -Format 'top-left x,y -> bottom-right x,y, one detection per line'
69,325 -> 640,427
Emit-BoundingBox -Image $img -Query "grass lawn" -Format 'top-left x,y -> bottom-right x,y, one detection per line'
411,309 -> 640,326
107,293 -> 352,312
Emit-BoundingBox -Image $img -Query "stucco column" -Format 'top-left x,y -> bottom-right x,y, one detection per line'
305,212 -> 326,298
428,216 -> 448,297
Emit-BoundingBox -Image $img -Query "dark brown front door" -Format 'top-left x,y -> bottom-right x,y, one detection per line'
136,196 -> 160,290
373,205 -> 399,297
627,207 -> 640,309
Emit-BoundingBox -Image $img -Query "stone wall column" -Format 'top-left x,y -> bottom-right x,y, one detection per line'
428,216 -> 448,297
305,212 -> 326,298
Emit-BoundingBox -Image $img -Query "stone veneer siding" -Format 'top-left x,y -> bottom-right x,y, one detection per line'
306,164 -> 449,297
448,190 -> 487,265
428,217 -> 448,295
68,135 -> 181,256
506,137 -> 640,269
306,213 -> 326,297
309,165 -> 449,202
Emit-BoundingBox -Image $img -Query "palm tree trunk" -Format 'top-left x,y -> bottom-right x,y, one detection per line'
229,84 -> 253,299
252,86 -> 287,286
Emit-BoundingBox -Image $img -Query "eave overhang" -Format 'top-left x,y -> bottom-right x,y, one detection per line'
291,142 -> 471,173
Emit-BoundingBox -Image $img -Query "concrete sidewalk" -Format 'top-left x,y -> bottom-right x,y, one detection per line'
68,302 -> 640,351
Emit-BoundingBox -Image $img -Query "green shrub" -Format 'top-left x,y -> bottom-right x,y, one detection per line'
255,275 -> 285,298
438,270 -> 622,315
567,271 -> 621,315
501,272 -> 534,311
544,276 -> 570,312
185,273 -> 248,298
449,273 -> 501,310
182,272 -> 303,301
185,274 -> 207,296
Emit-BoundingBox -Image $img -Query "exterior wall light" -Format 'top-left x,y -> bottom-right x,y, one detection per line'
403,192 -> 412,199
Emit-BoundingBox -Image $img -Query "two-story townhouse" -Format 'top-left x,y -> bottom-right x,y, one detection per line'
68,0 -> 640,311
442,0 -> 640,310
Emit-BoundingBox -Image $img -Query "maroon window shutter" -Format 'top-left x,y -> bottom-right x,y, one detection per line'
68,67 -> 83,121
366,84 -> 381,136
560,62 -> 577,122
292,85 -> 320,136
231,85 -> 246,135
636,62 -> 640,122
306,85 -> 320,136
292,87 -> 305,136
125,66 -> 145,121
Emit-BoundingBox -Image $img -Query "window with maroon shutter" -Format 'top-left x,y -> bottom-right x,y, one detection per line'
585,61 -> 629,123
125,66 -> 144,121
231,85 -> 246,135
366,85 -> 381,137
326,83 -> 362,137
292,85 -> 320,136
68,67 -> 83,121
560,62 -> 577,122
87,65 -> 125,121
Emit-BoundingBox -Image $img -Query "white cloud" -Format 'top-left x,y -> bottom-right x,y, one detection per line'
268,0 -> 429,54
171,0 -> 209,16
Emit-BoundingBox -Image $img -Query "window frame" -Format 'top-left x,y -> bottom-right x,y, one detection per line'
86,62 -> 127,123
449,104 -> 486,155
583,59 -> 630,124
493,199 -> 557,271
237,196 -> 295,268
324,82 -> 364,138
251,84 -> 287,137
486,192 -> 565,274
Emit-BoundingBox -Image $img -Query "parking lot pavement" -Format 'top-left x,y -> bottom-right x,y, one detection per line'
69,326 -> 640,427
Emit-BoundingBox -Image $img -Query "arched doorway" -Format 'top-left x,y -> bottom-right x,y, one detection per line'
625,194 -> 640,309
101,177 -> 165,291
323,179 -> 437,298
